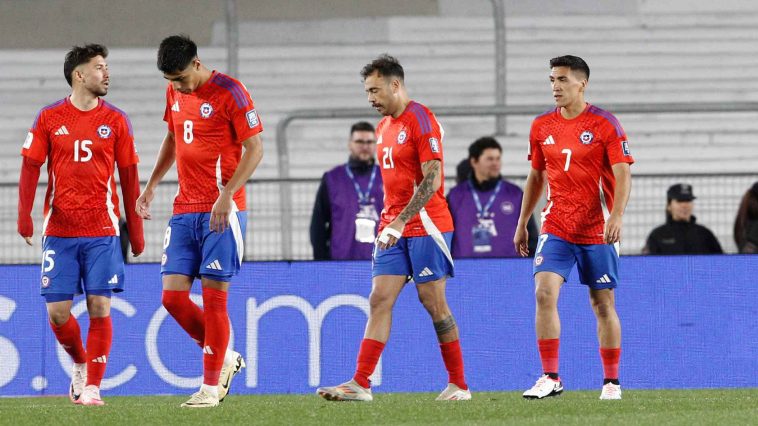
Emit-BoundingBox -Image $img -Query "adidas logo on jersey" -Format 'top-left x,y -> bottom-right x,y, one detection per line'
418,267 -> 434,278
171,101 -> 180,112
108,275 -> 119,285
92,355 -> 107,363
596,274 -> 612,284
54,126 -> 69,136
543,135 -> 555,145
203,345 -> 214,355
206,260 -> 223,271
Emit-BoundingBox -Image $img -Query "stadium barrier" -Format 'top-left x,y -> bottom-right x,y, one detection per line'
0,255 -> 755,396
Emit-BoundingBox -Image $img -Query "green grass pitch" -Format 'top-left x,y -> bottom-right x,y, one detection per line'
0,389 -> 755,425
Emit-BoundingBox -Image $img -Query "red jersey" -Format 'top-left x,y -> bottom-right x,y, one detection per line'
528,104 -> 634,244
375,101 -> 453,237
164,71 -> 263,214
21,97 -> 139,237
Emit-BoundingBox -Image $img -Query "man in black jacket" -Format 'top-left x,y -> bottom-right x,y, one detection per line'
643,183 -> 723,255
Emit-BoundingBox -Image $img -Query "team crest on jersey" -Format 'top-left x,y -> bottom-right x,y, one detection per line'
622,140 -> 631,156
580,131 -> 594,145
161,253 -> 167,266
429,137 -> 440,153
97,125 -> 112,139
500,201 -> 514,215
41,276 -> 50,288
397,130 -> 407,144
200,102 -> 214,118
535,255 -> 544,266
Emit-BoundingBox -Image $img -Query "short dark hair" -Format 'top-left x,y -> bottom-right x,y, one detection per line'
360,54 -> 404,81
157,35 -> 197,74
468,136 -> 502,161
350,121 -> 375,135
549,55 -> 590,80
64,44 -> 108,87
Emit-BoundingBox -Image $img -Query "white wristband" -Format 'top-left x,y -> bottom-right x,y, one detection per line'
377,227 -> 402,244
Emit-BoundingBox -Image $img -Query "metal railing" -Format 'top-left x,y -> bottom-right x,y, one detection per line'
2,172 -> 756,264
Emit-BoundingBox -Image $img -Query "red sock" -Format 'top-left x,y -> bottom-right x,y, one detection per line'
86,316 -> 112,387
162,290 -> 205,347
538,338 -> 560,376
440,340 -> 468,390
50,315 -> 87,364
600,347 -> 621,380
202,287 -> 229,386
353,339 -> 385,388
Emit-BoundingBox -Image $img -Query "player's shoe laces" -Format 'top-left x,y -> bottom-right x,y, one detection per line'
316,379 -> 373,402
79,385 -> 105,406
218,351 -> 246,402
523,374 -> 564,399
599,383 -> 622,400
435,383 -> 472,401
181,388 -> 220,408
69,363 -> 87,404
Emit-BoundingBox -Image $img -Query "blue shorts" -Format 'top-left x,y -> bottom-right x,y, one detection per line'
533,233 -> 619,290
372,232 -> 454,283
40,236 -> 124,301
161,212 -> 247,282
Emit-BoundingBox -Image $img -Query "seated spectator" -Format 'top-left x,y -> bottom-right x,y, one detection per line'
734,182 -> 758,254
643,183 -> 723,255
310,121 -> 383,260
447,137 -> 538,258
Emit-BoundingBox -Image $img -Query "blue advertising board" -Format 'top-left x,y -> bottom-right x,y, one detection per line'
0,255 -> 755,396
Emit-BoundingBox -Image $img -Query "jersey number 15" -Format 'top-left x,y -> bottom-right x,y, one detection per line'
73,140 -> 93,163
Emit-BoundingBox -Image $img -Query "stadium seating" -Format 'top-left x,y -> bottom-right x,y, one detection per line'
1,9 -> 757,262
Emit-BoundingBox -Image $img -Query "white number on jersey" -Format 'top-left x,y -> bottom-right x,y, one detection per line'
183,120 -> 194,144
73,140 -> 93,163
382,147 -> 395,169
561,148 -> 572,172
42,249 -> 56,273
163,226 -> 171,250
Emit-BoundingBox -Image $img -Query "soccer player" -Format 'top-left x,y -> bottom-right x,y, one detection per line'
514,55 -> 633,400
317,54 -> 470,402
136,35 -> 263,408
17,44 -> 144,406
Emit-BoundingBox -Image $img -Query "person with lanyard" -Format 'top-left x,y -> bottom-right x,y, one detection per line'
447,137 -> 538,258
310,121 -> 384,260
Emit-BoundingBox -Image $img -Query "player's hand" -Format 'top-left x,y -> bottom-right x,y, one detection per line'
513,225 -> 529,257
18,214 -> 34,246
136,189 -> 154,220
210,193 -> 233,233
604,213 -> 623,244
376,218 -> 404,250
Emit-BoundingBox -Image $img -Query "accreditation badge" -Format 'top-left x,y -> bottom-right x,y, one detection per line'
472,218 -> 497,253
355,203 -> 379,243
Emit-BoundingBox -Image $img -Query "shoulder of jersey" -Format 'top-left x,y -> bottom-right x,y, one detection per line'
586,104 -> 624,136
208,72 -> 252,110
31,98 -> 66,130
101,100 -> 134,135
406,101 -> 435,134
533,107 -> 557,123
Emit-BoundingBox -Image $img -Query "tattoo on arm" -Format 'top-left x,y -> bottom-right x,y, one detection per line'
433,315 -> 457,336
398,160 -> 440,223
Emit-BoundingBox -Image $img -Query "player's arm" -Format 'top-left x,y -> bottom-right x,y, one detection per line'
604,162 -> 631,244
18,157 -> 44,246
377,159 -> 441,250
136,131 -> 176,220
210,134 -> 263,233
118,164 -> 145,256
514,168 -> 546,257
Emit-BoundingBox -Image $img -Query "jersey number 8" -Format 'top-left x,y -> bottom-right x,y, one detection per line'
183,120 -> 194,144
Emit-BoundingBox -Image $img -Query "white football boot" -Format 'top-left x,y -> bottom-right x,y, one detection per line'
523,374 -> 564,399
435,383 -> 472,401
316,379 -> 373,401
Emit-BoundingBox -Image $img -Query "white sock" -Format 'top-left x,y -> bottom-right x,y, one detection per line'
223,349 -> 236,366
201,383 -> 219,398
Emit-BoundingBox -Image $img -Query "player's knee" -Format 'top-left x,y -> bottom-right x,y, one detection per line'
592,300 -> 616,319
47,310 -> 70,326
161,291 -> 186,313
535,286 -> 558,307
368,291 -> 394,314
